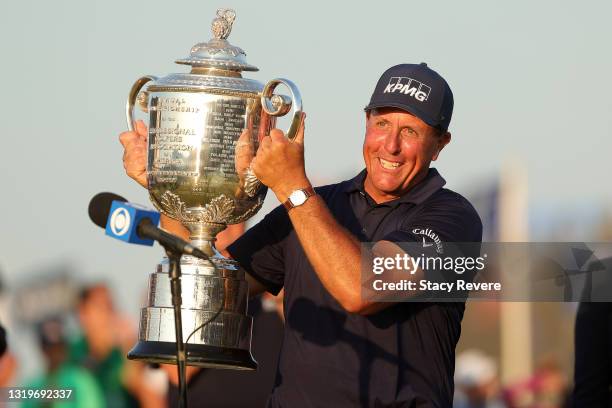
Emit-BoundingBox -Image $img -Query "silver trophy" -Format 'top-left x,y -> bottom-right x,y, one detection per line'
125,8 -> 302,370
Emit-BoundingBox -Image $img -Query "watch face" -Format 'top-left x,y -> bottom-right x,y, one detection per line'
289,190 -> 308,206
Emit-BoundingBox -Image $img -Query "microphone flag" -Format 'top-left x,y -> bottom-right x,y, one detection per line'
105,200 -> 161,246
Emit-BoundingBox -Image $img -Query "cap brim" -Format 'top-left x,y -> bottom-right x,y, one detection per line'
364,102 -> 444,130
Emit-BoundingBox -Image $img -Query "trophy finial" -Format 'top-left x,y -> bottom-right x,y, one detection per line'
211,9 -> 236,40
176,8 -> 257,71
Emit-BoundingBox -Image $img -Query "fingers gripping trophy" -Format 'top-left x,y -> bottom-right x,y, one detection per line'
125,8 -> 302,370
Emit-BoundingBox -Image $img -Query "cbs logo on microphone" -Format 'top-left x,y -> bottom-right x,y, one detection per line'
109,207 -> 131,236
104,201 -> 159,245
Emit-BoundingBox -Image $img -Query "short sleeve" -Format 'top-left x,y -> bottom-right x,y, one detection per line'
381,194 -> 483,296
227,205 -> 292,295
383,193 -> 483,244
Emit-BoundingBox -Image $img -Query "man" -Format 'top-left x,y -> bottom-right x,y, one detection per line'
23,318 -> 105,408
121,63 -> 482,407
573,257 -> 612,407
71,284 -> 164,407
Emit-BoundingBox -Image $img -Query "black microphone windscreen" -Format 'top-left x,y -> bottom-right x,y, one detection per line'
88,192 -> 128,228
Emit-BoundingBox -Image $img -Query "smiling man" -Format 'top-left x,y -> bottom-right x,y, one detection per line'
121,63 -> 483,407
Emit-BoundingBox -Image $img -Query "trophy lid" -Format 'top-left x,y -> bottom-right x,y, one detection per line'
175,9 -> 258,72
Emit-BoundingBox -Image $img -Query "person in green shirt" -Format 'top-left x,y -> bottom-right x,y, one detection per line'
69,284 -> 163,408
22,318 -> 105,408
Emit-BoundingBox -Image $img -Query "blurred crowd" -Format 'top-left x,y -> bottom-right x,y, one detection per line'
454,350 -> 570,408
0,281 -> 285,408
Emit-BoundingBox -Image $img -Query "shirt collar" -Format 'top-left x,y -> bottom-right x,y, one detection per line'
343,167 -> 446,206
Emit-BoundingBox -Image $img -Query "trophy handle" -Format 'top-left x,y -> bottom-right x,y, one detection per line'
126,75 -> 158,131
261,78 -> 303,141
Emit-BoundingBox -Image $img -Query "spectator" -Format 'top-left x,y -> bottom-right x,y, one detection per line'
504,358 -> 570,408
0,323 -> 17,387
454,349 -> 505,408
22,318 -> 104,408
70,284 -> 163,407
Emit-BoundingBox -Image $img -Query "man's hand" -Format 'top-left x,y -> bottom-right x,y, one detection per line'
235,116 -> 256,183
252,112 -> 309,202
119,120 -> 148,188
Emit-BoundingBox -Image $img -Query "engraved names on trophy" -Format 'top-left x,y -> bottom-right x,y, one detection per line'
204,97 -> 246,176
147,94 -> 247,187
148,95 -> 200,183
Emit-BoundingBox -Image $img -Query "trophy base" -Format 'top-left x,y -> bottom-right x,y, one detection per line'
128,340 -> 257,370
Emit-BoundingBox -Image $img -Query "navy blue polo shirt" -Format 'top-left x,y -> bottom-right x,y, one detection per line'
227,168 -> 482,408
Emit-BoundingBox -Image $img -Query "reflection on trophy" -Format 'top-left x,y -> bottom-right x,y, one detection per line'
125,8 -> 302,370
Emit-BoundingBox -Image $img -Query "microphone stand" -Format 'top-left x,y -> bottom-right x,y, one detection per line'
165,248 -> 188,408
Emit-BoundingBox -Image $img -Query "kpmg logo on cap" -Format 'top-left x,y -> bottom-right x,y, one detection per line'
384,77 -> 431,102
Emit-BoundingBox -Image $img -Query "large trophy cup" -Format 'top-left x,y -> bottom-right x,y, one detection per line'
125,9 -> 302,370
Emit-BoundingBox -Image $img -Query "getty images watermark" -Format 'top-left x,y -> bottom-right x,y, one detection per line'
360,242 -> 612,302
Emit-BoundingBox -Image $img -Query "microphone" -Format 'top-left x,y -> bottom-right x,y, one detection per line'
88,192 -> 208,259
88,192 -> 127,228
